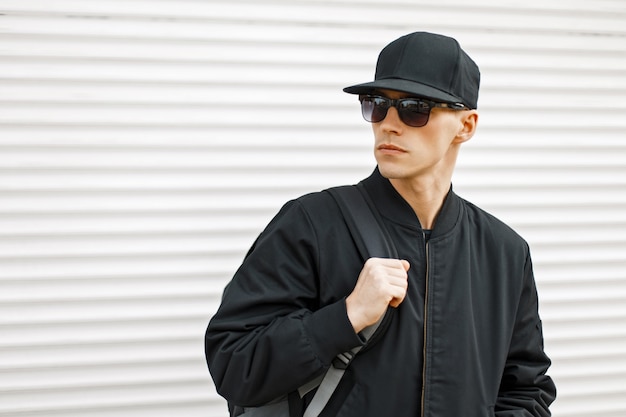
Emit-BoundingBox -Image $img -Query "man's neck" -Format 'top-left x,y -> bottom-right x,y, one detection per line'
389,177 -> 451,230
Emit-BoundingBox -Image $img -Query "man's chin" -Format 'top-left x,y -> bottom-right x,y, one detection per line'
376,163 -> 405,180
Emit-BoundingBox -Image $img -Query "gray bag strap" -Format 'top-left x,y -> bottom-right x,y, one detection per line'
300,185 -> 397,417
301,315 -> 384,417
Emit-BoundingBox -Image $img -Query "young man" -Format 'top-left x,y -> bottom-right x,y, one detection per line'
205,32 -> 556,417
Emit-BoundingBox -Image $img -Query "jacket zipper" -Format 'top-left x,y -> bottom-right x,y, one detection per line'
421,239 -> 430,417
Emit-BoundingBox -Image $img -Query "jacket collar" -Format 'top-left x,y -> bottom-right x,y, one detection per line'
360,167 -> 461,239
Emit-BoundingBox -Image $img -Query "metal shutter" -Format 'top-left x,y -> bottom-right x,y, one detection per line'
0,1 -> 624,416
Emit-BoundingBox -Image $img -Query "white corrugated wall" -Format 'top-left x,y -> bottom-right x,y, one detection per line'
0,1 -> 625,416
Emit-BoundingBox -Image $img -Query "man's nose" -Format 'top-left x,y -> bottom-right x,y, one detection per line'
379,106 -> 404,132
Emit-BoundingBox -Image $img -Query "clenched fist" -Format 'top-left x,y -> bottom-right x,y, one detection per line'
345,257 -> 410,333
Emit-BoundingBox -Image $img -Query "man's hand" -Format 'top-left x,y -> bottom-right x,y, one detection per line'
345,257 -> 410,333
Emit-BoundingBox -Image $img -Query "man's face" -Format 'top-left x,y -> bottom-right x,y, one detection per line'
371,89 -> 468,183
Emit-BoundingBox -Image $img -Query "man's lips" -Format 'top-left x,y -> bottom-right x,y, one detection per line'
377,143 -> 406,154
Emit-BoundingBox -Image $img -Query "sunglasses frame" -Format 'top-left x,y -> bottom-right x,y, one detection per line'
358,94 -> 468,127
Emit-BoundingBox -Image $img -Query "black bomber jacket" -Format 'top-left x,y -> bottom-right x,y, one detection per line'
205,168 -> 556,417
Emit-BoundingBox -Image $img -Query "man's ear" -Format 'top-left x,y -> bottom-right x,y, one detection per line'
454,110 -> 478,144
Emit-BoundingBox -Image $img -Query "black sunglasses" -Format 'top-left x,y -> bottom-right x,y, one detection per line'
359,95 -> 467,127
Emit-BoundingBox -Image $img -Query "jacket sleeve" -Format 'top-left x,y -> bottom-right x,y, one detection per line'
496,250 -> 557,416
204,199 -> 363,407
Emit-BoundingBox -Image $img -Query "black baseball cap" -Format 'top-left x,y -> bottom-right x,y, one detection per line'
344,32 -> 480,109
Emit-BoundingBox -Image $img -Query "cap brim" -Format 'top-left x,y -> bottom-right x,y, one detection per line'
343,78 -> 462,105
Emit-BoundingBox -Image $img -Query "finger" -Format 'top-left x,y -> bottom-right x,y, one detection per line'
389,290 -> 407,308
386,277 -> 409,306
386,267 -> 409,279
389,297 -> 402,308
387,275 -> 409,289
400,259 -> 410,271
383,258 -> 411,274
367,257 -> 407,267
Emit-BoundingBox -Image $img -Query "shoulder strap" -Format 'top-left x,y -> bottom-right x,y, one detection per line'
300,184 -> 397,417
328,184 -> 398,259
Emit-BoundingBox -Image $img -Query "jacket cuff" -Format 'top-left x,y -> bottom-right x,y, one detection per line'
304,298 -> 364,366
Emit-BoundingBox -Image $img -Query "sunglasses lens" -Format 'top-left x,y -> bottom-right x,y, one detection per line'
397,100 -> 430,127
360,96 -> 388,123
